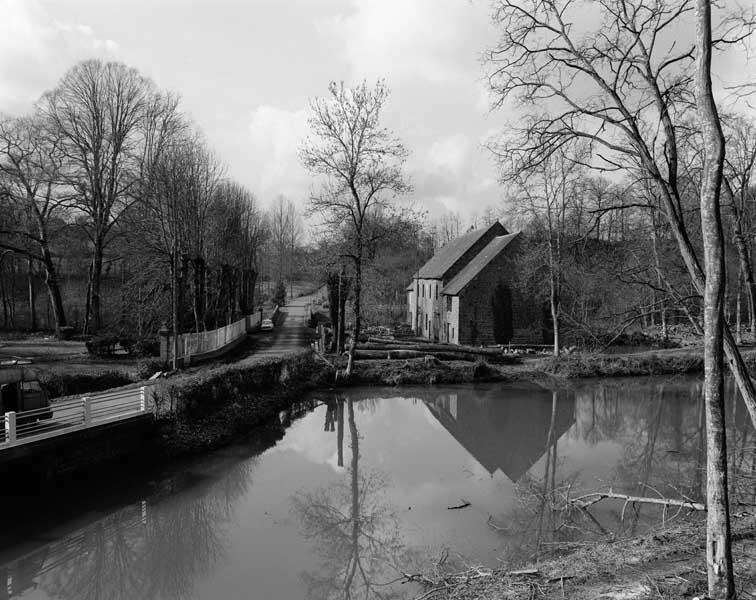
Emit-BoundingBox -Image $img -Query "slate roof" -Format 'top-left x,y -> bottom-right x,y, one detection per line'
442,233 -> 520,296
416,222 -> 506,279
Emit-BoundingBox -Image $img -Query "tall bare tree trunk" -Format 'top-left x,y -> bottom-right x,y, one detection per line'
736,266 -> 743,344
90,238 -> 104,332
346,246 -> 363,376
696,0 -> 735,594
548,236 -> 560,356
26,256 -> 36,330
171,248 -> 180,371
41,248 -> 66,336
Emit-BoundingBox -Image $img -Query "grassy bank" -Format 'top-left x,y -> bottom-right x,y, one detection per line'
537,350 -> 706,378
338,356 -> 523,386
152,350 -> 328,456
421,512 -> 756,599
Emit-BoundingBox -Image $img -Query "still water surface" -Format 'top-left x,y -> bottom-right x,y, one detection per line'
1,377 -> 750,600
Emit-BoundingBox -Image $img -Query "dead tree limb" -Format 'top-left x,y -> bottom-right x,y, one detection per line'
570,491 -> 705,511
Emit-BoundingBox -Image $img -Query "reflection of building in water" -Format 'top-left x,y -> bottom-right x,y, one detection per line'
425,386 -> 574,481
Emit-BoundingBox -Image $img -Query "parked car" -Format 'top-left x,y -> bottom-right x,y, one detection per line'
261,318 -> 275,332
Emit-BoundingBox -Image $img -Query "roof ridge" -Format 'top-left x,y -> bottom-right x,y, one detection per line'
441,231 -> 520,296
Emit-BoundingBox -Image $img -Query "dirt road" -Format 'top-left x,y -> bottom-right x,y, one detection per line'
247,295 -> 313,358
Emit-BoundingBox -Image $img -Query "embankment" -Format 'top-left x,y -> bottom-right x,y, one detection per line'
341,355 -> 523,386
151,349 -> 328,456
536,346 -> 756,378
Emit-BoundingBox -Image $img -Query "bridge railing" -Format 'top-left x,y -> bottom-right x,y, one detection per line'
1,385 -> 149,449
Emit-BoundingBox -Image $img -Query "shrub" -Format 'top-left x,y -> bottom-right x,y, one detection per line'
85,334 -> 120,357
57,326 -> 75,340
472,358 -> 494,379
130,338 -> 160,357
136,358 -> 167,379
42,370 -> 135,399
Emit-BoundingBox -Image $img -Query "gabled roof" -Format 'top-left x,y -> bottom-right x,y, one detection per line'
442,233 -> 520,296
417,222 -> 506,279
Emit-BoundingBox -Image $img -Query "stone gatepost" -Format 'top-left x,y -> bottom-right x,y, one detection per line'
158,323 -> 171,362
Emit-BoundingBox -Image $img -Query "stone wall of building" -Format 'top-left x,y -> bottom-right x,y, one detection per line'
456,237 -> 546,346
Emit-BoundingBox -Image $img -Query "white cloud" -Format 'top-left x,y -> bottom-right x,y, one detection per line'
427,134 -> 472,176
247,105 -> 311,205
407,132 -> 500,217
319,0 -> 489,86
0,0 -> 119,113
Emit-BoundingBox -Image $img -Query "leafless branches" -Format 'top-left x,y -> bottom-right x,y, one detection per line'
301,80 -> 410,374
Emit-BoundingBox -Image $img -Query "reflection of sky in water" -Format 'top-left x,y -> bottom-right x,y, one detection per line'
1,377 -> 732,600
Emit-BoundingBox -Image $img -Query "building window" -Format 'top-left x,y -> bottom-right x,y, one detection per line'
452,327 -> 455,341
446,296 -> 452,311
422,284 -> 425,298
435,285 -> 438,300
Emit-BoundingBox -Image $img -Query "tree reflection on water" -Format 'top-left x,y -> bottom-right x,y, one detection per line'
483,378 -> 755,564
1,449 -> 262,600
292,396 -> 417,600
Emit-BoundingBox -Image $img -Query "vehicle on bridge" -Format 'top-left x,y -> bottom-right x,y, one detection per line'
0,360 -> 53,424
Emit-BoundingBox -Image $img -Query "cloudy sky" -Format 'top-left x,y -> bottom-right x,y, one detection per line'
2,0 -> 754,224
1,0 -> 508,222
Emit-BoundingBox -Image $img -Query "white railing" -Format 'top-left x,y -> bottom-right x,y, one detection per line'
180,317 -> 248,356
171,312 -> 264,360
1,385 -> 150,449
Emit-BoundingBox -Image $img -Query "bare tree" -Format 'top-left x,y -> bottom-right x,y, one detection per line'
139,127 -> 223,366
696,0 -> 734,593
0,114 -> 69,334
486,0 -> 756,430
42,59 -> 156,332
301,80 -> 410,375
209,182 -> 264,320
722,114 -> 756,337
509,144 -> 585,355
268,195 -> 301,292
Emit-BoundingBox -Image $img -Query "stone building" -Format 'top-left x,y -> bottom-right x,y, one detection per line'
406,221 -> 546,345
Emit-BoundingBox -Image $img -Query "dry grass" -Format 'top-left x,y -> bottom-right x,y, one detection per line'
419,513 -> 756,600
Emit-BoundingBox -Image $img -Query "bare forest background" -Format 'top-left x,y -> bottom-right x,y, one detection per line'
2,53 -> 756,352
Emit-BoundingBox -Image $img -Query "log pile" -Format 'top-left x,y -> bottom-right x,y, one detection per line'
354,341 -> 521,364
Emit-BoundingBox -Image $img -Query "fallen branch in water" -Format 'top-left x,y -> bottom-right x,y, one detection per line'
447,499 -> 471,510
570,491 -> 705,512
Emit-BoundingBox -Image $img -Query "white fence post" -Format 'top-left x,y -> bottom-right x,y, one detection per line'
83,397 -> 92,426
139,386 -> 146,412
4,411 -> 16,443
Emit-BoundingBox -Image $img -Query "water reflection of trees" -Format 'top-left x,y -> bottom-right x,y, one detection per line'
489,377 -> 754,564
2,448 -> 264,600
292,396 -> 416,600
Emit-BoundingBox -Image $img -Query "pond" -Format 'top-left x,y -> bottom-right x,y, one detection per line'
0,376 -> 751,600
